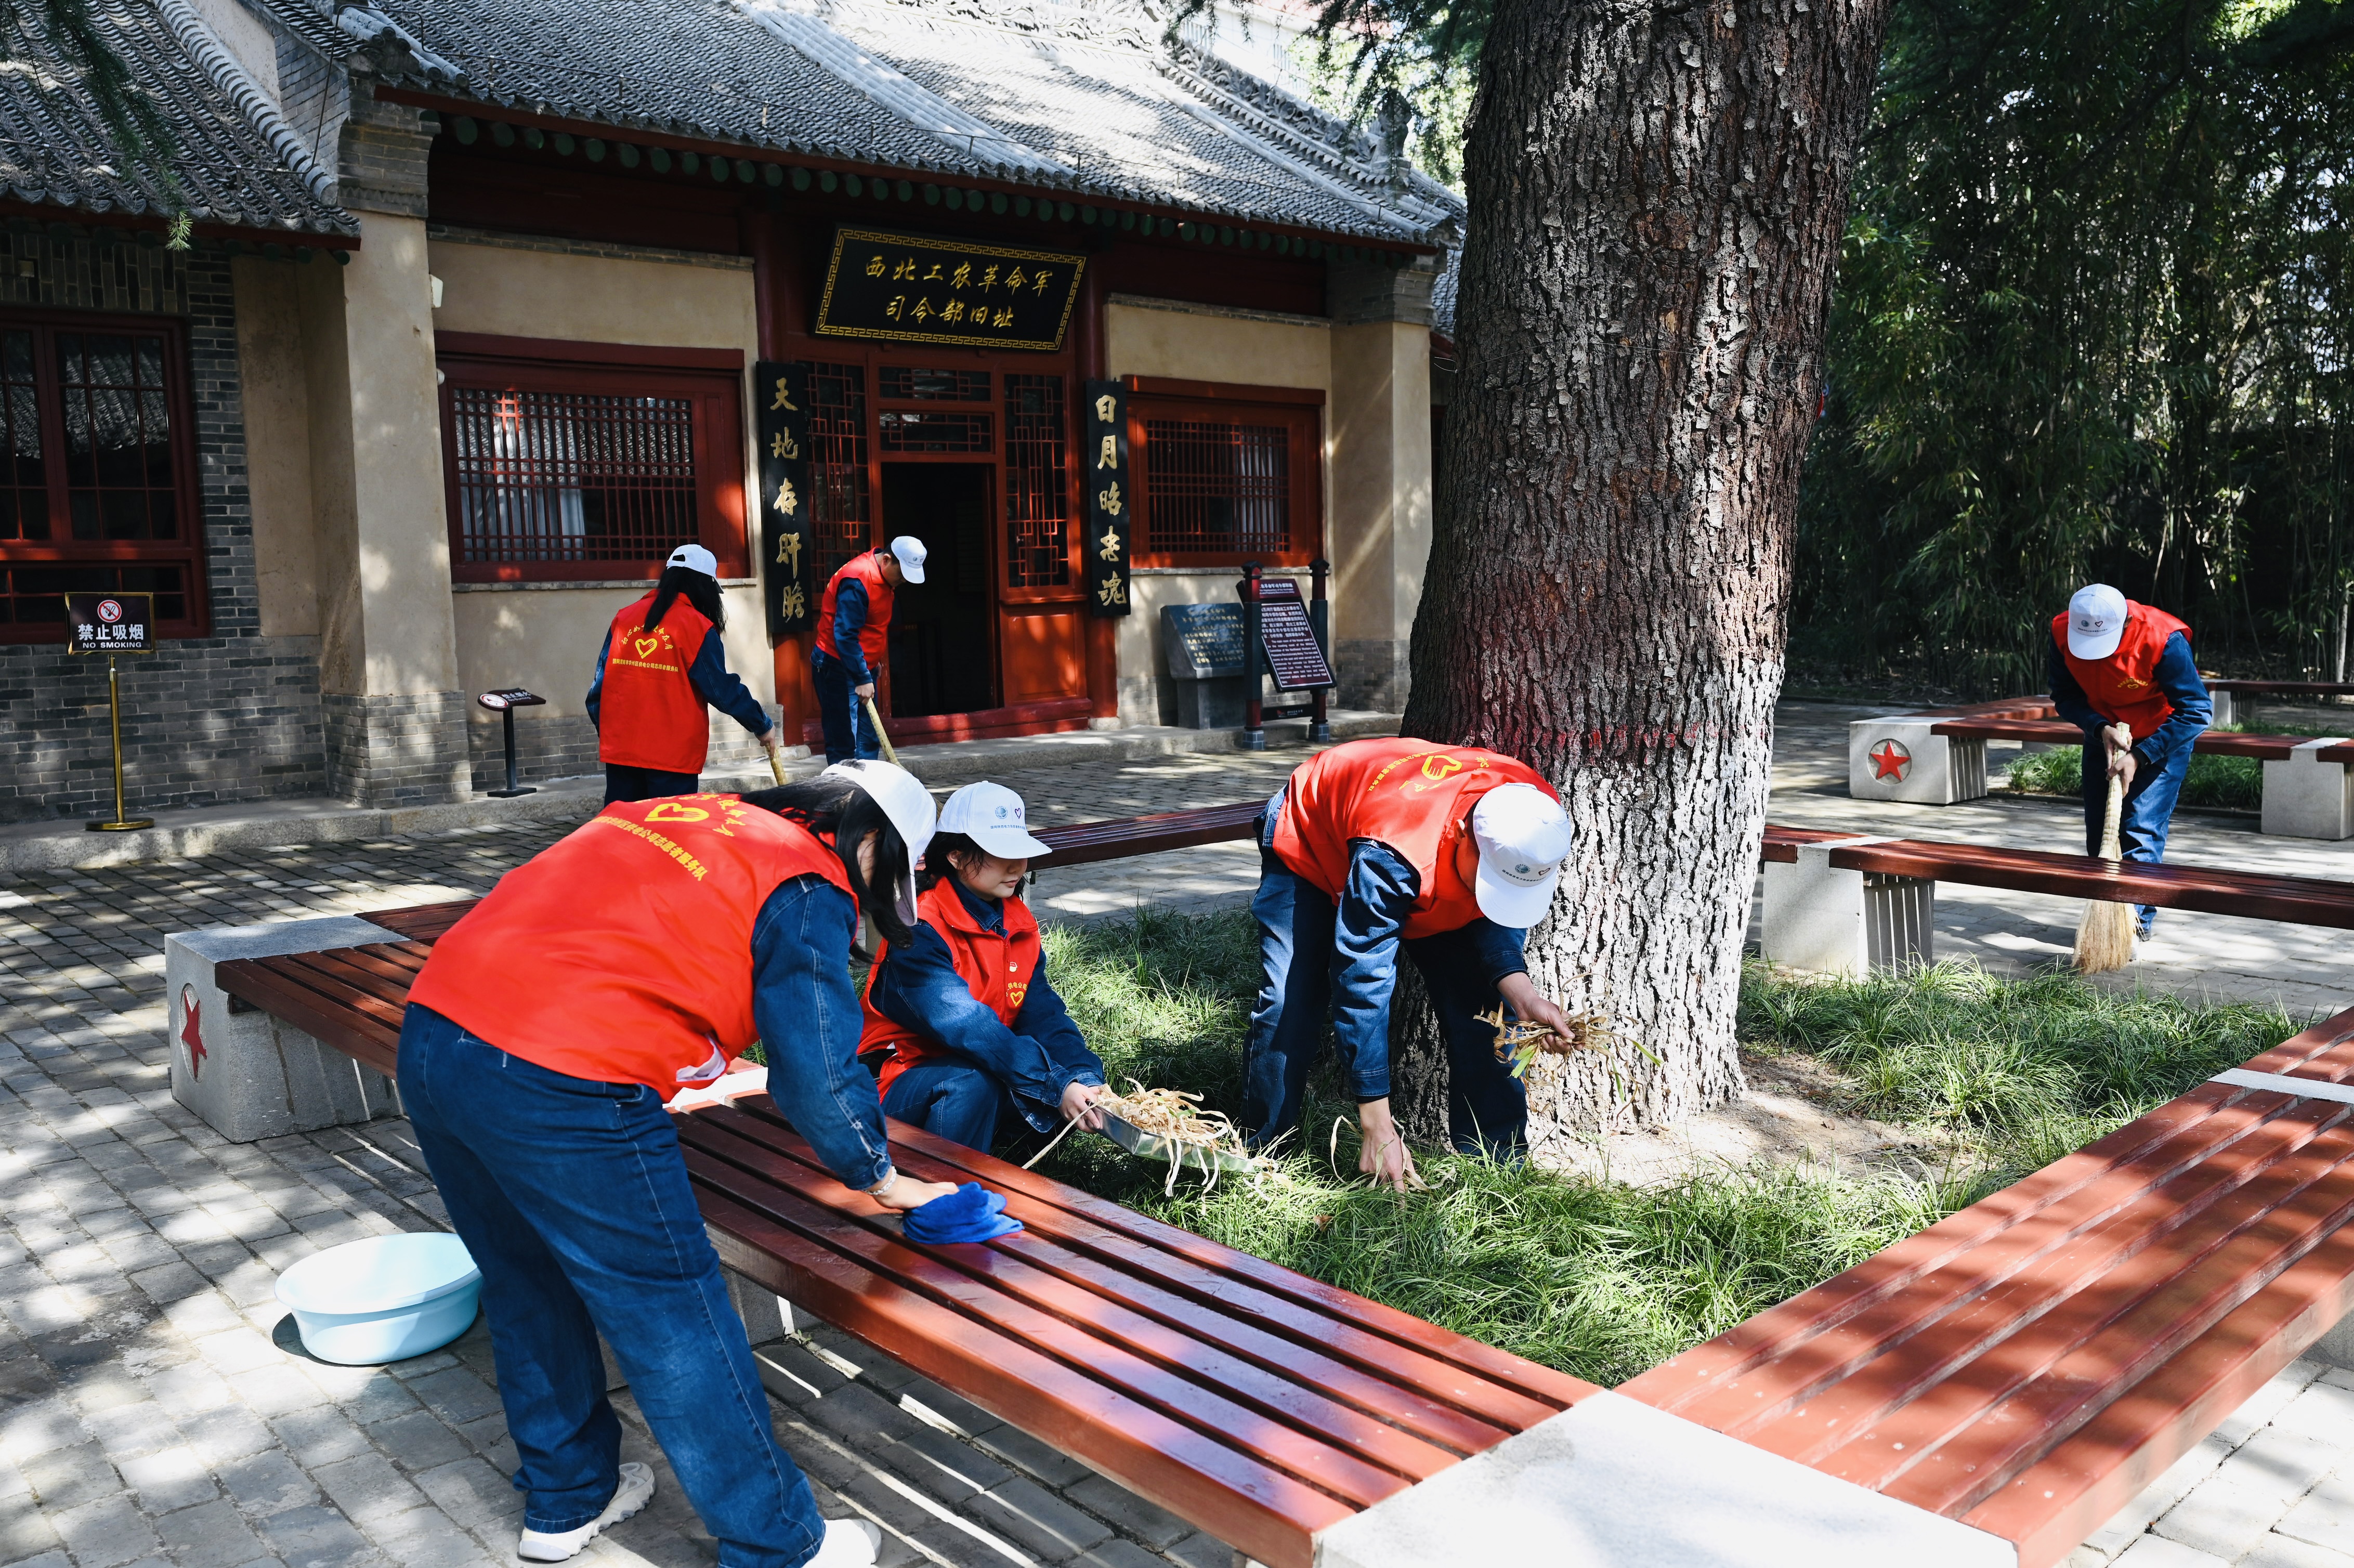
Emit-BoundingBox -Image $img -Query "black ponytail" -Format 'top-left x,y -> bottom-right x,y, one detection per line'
739,776 -> 913,949
644,564 -> 726,635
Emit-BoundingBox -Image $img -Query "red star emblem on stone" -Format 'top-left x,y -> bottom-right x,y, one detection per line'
1867,739 -> 1912,782
179,985 -> 207,1081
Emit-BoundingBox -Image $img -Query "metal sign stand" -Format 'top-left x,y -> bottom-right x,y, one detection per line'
88,654 -> 153,832
476,689 -> 547,798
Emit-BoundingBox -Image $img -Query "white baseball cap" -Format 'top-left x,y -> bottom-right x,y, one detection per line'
820,760 -> 936,928
2067,584 -> 2129,661
666,543 -> 719,579
1469,783 -> 1574,928
937,781 -> 1052,859
888,535 -> 928,584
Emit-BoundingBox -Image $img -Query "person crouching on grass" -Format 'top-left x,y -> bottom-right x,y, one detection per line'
860,781 -> 1108,1152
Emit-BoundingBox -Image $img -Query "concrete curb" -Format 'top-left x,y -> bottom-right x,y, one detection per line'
3,712 -> 1398,876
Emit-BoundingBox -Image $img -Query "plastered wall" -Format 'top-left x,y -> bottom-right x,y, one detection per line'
232,257 -> 319,638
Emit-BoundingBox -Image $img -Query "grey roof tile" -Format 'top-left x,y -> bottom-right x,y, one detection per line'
0,0 -> 355,235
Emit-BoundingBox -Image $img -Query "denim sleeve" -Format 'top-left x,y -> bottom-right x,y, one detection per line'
687,626 -> 774,737
752,877 -> 890,1189
1462,918 -> 1531,988
833,577 -> 872,685
865,918 -> 1066,1106
586,627 -> 612,731
2048,636 -> 2103,734
1331,840 -> 1417,1102
1011,946 -> 1104,1097
2140,632 -> 2213,759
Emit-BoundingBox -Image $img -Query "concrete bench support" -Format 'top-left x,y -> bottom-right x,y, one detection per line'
1848,717 -> 1987,804
2262,738 -> 2354,841
1314,1390 -> 2010,1567
165,916 -> 404,1142
1761,841 -> 1933,978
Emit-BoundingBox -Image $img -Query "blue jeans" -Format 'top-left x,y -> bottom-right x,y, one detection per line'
604,765 -> 699,805
397,1005 -> 826,1567
882,1059 -> 1018,1151
1244,855 -> 1529,1157
2081,737 -> 2193,927
810,648 -> 880,764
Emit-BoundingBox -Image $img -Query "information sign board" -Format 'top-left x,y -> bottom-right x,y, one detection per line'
815,228 -> 1087,352
1163,603 -> 1246,680
66,593 -> 154,655
1255,579 -> 1333,691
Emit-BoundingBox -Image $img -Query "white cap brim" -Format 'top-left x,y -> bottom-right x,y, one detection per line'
1473,859 -> 1560,929
2068,623 -> 2124,660
966,825 -> 1051,859
899,561 -> 925,583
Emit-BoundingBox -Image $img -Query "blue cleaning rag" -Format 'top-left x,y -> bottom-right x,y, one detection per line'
903,1182 -> 1023,1245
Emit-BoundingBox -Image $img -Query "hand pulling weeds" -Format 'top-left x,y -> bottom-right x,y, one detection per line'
1025,1080 -> 1279,1195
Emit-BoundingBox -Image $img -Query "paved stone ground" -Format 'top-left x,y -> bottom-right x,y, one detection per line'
9,715 -> 2353,1568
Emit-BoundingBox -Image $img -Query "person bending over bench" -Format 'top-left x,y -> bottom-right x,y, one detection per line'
861,782 -> 1109,1153
2048,583 -> 2212,940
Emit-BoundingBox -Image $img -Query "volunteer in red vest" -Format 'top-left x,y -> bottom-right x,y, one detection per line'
2049,583 -> 2213,940
812,535 -> 926,764
861,782 -> 1107,1152
1250,738 -> 1582,1189
397,762 -> 954,1568
587,543 -> 782,804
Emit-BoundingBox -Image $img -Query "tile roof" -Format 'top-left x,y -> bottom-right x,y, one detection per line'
0,0 -> 355,236
360,0 -> 1464,245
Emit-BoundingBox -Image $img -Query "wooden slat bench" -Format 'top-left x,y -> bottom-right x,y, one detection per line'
1621,1001 -> 2354,1568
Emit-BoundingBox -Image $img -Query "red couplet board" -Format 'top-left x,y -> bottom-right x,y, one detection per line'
1257,579 -> 1333,692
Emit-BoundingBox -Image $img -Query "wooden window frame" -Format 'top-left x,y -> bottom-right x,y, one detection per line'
1125,377 -> 1323,570
0,306 -> 207,644
435,333 -> 748,584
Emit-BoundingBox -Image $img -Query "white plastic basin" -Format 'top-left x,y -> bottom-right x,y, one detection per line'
274,1233 -> 481,1366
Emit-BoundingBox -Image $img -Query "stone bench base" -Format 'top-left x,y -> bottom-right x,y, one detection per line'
1760,840 -> 1934,978
165,915 -> 403,1142
2262,739 -> 2354,840
1848,718 -> 1989,805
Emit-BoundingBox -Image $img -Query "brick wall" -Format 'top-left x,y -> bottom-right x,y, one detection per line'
0,237 -> 331,822
463,711 -> 778,793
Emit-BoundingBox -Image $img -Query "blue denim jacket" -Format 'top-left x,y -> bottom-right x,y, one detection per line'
867,879 -> 1105,1134
1262,785 -> 1531,1099
750,874 -> 893,1188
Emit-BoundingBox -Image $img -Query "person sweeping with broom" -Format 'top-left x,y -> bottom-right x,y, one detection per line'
812,536 -> 926,764
1245,737 -> 1585,1188
2049,584 -> 2213,961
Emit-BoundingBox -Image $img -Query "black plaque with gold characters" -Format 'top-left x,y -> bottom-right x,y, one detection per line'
65,591 -> 154,830
1082,378 -> 1131,618
755,360 -> 812,640
815,228 -> 1087,352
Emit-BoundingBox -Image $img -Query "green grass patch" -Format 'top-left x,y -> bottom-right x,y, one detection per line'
2001,719 -> 2348,811
1022,910 -> 2309,1383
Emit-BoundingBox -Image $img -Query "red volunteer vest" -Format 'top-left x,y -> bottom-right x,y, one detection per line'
598,594 -> 716,773
815,552 -> 894,670
1270,738 -> 1559,939
2052,602 -> 2191,742
409,796 -> 852,1098
858,879 -> 1041,1097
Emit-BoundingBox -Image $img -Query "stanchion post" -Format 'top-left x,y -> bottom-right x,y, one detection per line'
87,653 -> 153,832
1239,561 -> 1265,751
1309,556 -> 1332,742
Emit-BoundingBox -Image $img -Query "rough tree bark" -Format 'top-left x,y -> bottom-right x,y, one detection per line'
1391,0 -> 1892,1156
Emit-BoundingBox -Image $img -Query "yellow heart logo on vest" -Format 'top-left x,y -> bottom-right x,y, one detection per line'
644,804 -> 709,823
634,637 -> 660,659
1419,754 -> 1466,782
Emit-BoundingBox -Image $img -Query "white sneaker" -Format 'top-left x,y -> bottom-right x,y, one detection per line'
517,1461 -> 656,1562
806,1517 -> 882,1566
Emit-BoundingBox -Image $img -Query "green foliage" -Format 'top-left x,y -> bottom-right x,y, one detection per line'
1027,909 -> 2306,1383
2002,743 -> 2264,809
1797,0 -> 2354,689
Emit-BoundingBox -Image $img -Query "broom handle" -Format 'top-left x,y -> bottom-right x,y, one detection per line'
862,695 -> 902,767
2100,772 -> 2125,863
766,750 -> 787,786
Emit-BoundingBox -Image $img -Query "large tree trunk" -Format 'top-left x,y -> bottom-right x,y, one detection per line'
1395,0 -> 1891,1156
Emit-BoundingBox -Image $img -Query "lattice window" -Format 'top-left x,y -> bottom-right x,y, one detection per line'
879,409 -> 993,453
1003,374 -> 1068,589
0,310 -> 203,640
1141,417 -> 1291,557
880,367 -> 990,402
448,389 -> 698,565
809,361 -> 872,582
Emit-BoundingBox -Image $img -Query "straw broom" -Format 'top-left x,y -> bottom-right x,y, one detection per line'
2074,724 -> 2136,974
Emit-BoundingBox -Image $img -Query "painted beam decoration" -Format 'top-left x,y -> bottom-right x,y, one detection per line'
1083,379 -> 1131,617
816,228 -> 1087,352
756,360 -> 813,638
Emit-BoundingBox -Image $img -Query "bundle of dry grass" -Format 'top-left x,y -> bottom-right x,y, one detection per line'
2075,744 -> 2136,974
